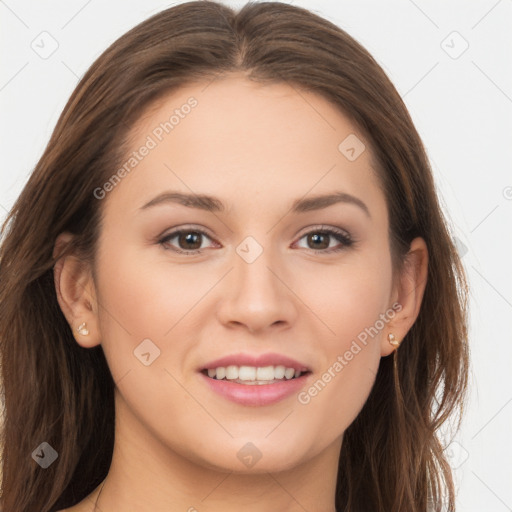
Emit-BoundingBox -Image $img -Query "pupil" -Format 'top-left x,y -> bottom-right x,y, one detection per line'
309,233 -> 328,249
179,232 -> 201,250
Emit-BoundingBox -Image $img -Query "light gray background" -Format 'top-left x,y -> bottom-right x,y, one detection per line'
1,1 -> 511,510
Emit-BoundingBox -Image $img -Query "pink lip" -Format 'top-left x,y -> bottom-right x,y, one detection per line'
200,352 -> 310,372
199,372 -> 312,407
198,352 -> 312,407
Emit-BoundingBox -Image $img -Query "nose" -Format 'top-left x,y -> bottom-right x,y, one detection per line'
216,243 -> 298,335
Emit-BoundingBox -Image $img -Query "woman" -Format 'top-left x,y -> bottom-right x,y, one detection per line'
0,1 -> 469,511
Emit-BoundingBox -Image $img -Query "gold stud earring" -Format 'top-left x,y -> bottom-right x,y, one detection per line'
77,322 -> 89,336
388,333 -> 400,348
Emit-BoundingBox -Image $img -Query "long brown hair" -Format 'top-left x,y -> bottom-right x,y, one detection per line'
0,2 -> 469,510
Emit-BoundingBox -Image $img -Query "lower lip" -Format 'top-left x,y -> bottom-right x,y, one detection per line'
199,372 -> 311,406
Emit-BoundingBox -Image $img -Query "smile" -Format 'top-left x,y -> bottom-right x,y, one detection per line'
202,364 -> 309,384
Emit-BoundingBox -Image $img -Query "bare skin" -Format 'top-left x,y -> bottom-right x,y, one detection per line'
55,73 -> 428,512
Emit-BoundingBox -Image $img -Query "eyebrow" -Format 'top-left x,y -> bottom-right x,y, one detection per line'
140,190 -> 370,217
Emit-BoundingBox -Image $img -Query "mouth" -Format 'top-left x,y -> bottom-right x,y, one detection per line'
198,354 -> 313,406
199,368 -> 312,406
200,365 -> 311,385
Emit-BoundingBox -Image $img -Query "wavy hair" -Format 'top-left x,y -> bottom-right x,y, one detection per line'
0,2 -> 469,510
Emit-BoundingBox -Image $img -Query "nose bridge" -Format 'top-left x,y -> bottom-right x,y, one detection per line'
235,233 -> 285,302
217,234 -> 296,332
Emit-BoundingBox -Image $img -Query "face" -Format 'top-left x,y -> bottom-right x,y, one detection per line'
90,74 -> 398,473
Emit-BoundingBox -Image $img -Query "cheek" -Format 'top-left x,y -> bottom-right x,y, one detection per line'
94,239 -> 212,340
93,237 -> 225,393
296,344 -> 380,448
292,249 -> 392,437
300,247 -> 393,349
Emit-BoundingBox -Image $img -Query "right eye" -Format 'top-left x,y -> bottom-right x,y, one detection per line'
158,227 -> 219,254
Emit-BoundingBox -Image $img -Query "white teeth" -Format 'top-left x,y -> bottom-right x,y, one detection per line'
225,365 -> 238,380
205,365 -> 306,382
274,365 -> 285,379
284,367 -> 295,379
238,366 -> 256,381
256,366 -> 274,381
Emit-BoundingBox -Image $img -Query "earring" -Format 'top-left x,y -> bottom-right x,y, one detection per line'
388,333 -> 400,348
77,322 -> 89,336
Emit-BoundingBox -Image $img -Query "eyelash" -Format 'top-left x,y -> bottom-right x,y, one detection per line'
157,225 -> 354,255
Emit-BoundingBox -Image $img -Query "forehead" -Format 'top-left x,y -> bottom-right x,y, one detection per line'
104,74 -> 386,220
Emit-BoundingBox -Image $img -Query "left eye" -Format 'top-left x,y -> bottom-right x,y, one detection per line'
294,228 -> 352,252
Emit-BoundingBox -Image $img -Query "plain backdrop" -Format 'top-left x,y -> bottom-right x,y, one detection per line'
1,1 -> 511,510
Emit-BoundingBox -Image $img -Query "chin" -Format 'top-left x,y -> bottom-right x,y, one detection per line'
184,435 -> 312,474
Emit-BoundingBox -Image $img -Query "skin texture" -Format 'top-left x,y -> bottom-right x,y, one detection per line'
54,74 -> 428,512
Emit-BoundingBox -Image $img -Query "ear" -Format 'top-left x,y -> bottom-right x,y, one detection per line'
53,232 -> 101,348
381,236 -> 428,357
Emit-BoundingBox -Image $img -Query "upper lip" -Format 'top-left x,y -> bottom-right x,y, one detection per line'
201,352 -> 311,372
